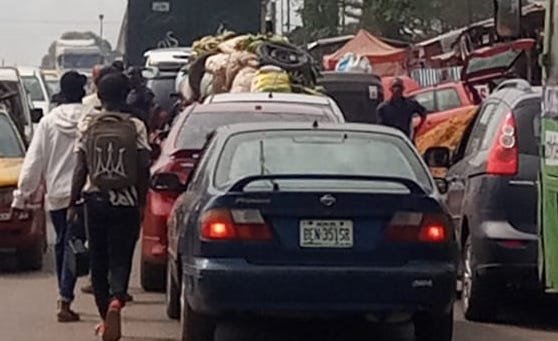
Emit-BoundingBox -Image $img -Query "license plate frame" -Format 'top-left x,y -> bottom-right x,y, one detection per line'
299,220 -> 354,249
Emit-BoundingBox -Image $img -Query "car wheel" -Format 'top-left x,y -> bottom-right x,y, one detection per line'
462,235 -> 497,322
16,243 -> 43,271
140,259 -> 166,292
180,278 -> 215,341
166,259 -> 181,320
414,309 -> 453,341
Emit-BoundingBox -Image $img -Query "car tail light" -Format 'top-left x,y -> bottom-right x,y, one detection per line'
486,112 -> 518,176
200,209 -> 273,241
386,212 -> 449,243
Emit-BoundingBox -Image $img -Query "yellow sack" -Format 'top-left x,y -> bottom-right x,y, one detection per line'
251,66 -> 291,93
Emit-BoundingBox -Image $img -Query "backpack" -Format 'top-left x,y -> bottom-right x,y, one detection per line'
84,113 -> 138,191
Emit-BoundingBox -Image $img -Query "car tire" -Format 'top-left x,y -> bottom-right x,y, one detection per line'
166,259 -> 181,320
16,243 -> 43,271
180,280 -> 215,341
140,260 -> 166,292
462,235 -> 497,322
414,309 -> 453,341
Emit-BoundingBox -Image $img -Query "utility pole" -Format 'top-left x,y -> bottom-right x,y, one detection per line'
286,0 -> 291,33
280,0 -> 285,34
99,14 -> 105,41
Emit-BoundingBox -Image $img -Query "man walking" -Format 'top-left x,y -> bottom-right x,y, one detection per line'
12,71 -> 87,322
378,78 -> 427,140
70,73 -> 150,340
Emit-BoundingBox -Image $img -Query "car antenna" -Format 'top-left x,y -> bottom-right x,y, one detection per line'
268,92 -> 273,99
312,120 -> 319,129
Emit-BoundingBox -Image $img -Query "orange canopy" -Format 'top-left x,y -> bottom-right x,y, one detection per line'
324,30 -> 408,73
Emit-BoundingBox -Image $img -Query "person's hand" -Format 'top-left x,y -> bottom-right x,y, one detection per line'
67,206 -> 78,225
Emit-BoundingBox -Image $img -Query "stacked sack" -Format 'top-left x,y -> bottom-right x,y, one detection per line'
184,32 -> 320,102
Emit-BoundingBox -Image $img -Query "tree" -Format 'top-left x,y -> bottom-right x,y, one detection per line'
299,0 -> 340,41
41,31 -> 113,69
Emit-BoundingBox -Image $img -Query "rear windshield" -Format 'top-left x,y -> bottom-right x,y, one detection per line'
514,99 -> 541,156
215,130 -> 432,191
0,114 -> 24,157
147,77 -> 175,113
176,112 -> 332,150
22,76 -> 45,101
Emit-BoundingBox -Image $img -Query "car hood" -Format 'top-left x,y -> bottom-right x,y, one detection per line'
461,39 -> 535,83
0,158 -> 22,187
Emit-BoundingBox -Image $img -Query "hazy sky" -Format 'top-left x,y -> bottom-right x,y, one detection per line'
0,0 -> 127,66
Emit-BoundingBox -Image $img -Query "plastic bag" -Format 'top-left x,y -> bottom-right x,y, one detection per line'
251,65 -> 292,93
335,53 -> 372,73
231,67 -> 257,93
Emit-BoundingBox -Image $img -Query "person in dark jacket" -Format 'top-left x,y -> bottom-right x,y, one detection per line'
378,78 -> 427,139
125,67 -> 154,130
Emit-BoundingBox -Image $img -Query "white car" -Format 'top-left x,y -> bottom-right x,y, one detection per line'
18,67 -> 52,115
144,47 -> 192,69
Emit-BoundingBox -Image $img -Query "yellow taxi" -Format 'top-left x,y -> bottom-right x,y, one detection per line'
0,110 -> 45,270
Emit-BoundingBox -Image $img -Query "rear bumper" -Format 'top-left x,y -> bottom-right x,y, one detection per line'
472,220 -> 539,289
141,204 -> 169,265
183,258 -> 456,317
0,210 -> 45,250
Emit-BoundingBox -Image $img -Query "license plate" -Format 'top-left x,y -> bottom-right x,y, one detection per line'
299,220 -> 354,248
0,212 -> 11,222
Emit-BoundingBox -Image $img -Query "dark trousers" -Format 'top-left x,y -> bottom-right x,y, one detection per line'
85,195 -> 140,319
50,209 -> 78,302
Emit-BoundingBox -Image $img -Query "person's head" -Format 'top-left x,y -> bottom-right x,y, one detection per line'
97,73 -> 131,111
126,67 -> 145,88
112,60 -> 125,72
390,78 -> 405,99
60,71 -> 87,103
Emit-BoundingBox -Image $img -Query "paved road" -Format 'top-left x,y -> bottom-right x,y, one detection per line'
1,240 -> 557,340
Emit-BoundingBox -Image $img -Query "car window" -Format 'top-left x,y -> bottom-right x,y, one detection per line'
436,88 -> 461,111
176,112 -> 333,150
414,91 -> 435,113
464,102 -> 498,156
22,76 -> 45,102
514,98 -> 541,156
0,114 -> 24,157
215,131 -> 432,192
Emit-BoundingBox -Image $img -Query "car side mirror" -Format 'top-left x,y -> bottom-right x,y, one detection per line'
31,108 -> 43,123
424,146 -> 451,168
150,173 -> 185,193
434,177 -> 449,194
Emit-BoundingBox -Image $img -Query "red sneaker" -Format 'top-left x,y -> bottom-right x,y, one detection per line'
103,300 -> 123,341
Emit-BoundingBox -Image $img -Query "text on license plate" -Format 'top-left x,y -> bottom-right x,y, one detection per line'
299,220 -> 354,248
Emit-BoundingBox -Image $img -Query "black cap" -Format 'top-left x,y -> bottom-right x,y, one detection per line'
97,73 -> 130,105
60,71 -> 87,103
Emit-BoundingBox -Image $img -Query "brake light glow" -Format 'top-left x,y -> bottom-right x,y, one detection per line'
201,209 -> 272,241
386,212 -> 449,243
486,112 -> 518,176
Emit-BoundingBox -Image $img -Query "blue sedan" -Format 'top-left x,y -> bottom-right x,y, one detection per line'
165,122 -> 457,341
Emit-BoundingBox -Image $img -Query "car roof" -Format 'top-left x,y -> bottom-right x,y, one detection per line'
214,121 -> 407,139
190,102 -> 333,117
0,68 -> 20,82
16,67 -> 40,77
205,93 -> 334,106
490,85 -> 542,107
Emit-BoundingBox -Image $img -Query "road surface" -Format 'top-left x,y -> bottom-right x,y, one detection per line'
0,235 -> 557,340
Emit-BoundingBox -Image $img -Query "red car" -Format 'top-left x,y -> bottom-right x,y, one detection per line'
140,93 -> 345,291
410,39 -> 535,137
0,111 -> 46,271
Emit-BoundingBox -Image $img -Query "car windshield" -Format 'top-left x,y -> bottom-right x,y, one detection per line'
60,53 -> 103,69
0,114 -> 24,157
22,76 -> 45,101
176,112 -> 332,150
215,130 -> 432,192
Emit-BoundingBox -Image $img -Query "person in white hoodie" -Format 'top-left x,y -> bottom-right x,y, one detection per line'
12,71 -> 87,323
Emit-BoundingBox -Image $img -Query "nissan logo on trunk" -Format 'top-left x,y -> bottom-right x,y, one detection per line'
320,194 -> 336,207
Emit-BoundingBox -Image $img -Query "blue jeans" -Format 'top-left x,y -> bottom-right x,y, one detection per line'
50,209 -> 77,303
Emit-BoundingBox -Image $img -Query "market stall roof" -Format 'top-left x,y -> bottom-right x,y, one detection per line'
323,29 -> 407,69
